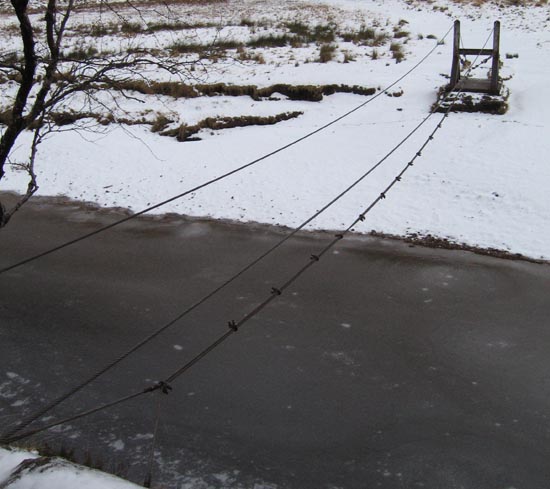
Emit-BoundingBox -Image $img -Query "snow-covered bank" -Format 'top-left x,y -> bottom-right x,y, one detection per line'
0,447 -> 142,489
1,0 -> 549,260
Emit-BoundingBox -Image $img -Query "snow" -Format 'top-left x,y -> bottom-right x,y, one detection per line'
1,0 -> 549,260
0,448 -> 143,489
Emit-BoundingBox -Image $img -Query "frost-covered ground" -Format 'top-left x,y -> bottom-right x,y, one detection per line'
0,447 -> 142,488
1,0 -> 549,262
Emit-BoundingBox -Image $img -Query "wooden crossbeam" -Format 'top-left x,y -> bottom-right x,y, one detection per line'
458,48 -> 494,56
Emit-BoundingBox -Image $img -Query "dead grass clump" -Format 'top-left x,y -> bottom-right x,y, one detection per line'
318,44 -> 337,63
341,27 -> 388,46
168,41 -> 206,54
147,20 -> 218,32
163,111 -> 303,141
248,34 -> 291,48
390,42 -> 405,63
310,24 -> 336,43
50,111 -> 96,126
120,21 -> 143,34
285,21 -> 310,37
238,48 -> 266,63
197,83 -> 258,98
240,18 -> 256,27
103,80 -> 377,102
321,84 -> 376,97
151,113 -> 174,132
64,45 -> 98,60
393,30 -> 410,39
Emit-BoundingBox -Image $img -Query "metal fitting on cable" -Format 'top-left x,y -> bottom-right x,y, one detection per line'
271,287 -> 282,296
147,380 -> 172,394
380,192 -> 386,199
310,254 -> 320,262
395,176 -> 402,182
358,214 -> 366,222
228,320 -> 239,332
335,233 -> 344,240
157,381 -> 173,395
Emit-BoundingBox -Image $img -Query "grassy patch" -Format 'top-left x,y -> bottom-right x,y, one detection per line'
109,81 -> 377,102
161,112 -> 303,142
341,27 -> 388,46
248,34 -> 291,48
64,45 -> 98,60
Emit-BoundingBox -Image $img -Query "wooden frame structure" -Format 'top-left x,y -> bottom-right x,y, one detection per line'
449,20 -> 501,95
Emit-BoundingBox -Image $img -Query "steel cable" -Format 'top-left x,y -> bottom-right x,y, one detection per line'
0,25 -> 453,276
2,23 -> 493,445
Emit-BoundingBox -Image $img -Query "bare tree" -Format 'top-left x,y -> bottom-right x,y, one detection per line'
0,0 -> 201,227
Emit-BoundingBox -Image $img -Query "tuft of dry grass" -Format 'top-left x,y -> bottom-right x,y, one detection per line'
318,44 -> 336,63
390,42 -> 405,63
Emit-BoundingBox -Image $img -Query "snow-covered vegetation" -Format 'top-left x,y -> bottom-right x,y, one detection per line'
0,447 -> 142,489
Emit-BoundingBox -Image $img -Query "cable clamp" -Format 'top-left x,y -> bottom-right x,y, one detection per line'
429,135 -> 434,140
158,381 -> 173,395
358,214 -> 366,222
408,161 -> 414,167
380,192 -> 386,199
310,254 -> 320,262
147,381 -> 173,395
271,287 -> 282,296
416,151 -> 422,157
335,233 -> 344,240
395,176 -> 402,182
228,320 -> 239,332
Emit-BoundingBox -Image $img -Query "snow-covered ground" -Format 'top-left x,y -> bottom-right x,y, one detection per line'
1,0 -> 549,262
0,447 -> 142,488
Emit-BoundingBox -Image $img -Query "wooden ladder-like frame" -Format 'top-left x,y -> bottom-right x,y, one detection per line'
449,20 -> 501,95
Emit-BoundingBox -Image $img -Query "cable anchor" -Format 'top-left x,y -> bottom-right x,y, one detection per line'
228,320 -> 239,332
271,287 -> 282,296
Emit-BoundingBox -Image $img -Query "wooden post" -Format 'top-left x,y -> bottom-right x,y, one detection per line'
490,20 -> 501,94
450,20 -> 461,90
